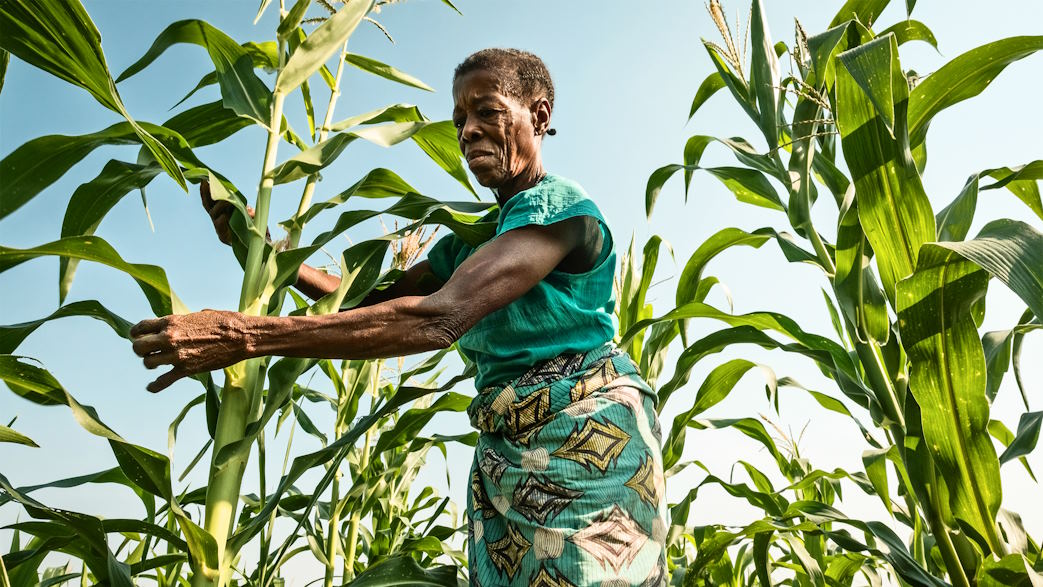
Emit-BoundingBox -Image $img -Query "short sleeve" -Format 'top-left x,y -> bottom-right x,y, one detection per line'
426,232 -> 473,281
497,175 -> 605,235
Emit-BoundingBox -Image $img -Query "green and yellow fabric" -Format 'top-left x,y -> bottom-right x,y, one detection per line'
428,175 -> 667,585
468,345 -> 667,586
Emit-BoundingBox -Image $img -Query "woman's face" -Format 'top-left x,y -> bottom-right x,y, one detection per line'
452,69 -> 547,190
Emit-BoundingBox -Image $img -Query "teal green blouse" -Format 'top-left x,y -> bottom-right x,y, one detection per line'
426,173 -> 618,390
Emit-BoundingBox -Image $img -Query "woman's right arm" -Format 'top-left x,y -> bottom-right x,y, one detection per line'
201,182 -> 443,304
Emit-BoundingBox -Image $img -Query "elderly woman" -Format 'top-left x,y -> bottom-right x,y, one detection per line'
131,48 -> 666,586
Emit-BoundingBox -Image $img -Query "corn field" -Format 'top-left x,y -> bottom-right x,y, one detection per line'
1,0 -> 1041,586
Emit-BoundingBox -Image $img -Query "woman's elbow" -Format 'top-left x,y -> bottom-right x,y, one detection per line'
420,314 -> 467,350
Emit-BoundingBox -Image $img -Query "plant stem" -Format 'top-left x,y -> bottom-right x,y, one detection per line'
343,401 -> 376,582
288,41 -> 350,250
195,38 -> 288,586
924,479 -> 972,587
323,450 -> 343,587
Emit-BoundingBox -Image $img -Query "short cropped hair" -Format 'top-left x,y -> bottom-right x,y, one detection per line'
453,48 -> 555,112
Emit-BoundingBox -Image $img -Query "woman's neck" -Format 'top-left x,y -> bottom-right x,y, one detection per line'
494,164 -> 546,206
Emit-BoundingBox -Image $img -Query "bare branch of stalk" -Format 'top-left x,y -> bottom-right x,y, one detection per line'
288,40 -> 352,250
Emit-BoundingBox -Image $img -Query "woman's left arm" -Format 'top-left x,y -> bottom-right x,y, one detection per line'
130,216 -> 588,392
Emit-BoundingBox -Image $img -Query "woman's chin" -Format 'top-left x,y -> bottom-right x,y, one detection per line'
470,166 -> 506,188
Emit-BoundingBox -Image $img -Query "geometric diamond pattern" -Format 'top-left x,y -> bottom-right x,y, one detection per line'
507,386 -> 551,444
516,352 -> 586,387
551,417 -> 630,473
487,522 -> 531,581
641,559 -> 667,587
529,565 -> 577,587
479,447 -> 512,484
570,356 -> 621,403
471,467 -> 496,520
569,505 -> 648,574
512,473 -> 583,525
624,453 -> 659,507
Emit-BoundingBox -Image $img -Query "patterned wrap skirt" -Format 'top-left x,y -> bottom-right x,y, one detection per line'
466,343 -> 668,586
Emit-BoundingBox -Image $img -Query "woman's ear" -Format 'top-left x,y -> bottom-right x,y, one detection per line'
531,97 -> 552,136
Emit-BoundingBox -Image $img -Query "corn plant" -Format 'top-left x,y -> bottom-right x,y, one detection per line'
0,0 -> 487,585
633,0 -> 1043,585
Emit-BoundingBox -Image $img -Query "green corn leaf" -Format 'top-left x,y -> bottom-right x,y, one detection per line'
269,121 -> 429,184
59,161 -> 163,301
0,48 -> 9,96
749,0 -> 780,149
0,123 -> 160,221
232,369 -> 475,554
663,359 -> 764,469
330,103 -> 426,130
683,134 -> 780,186
345,53 -> 434,91
0,425 -> 38,447
688,72 -> 725,121
0,0 -> 186,191
999,412 -> 1042,465
277,0 -> 311,39
834,196 -> 890,344
937,162 -> 1043,242
344,555 -> 460,586
0,355 -> 175,505
938,220 -> 1043,320
0,468 -> 137,510
988,419 -> 1036,480
703,43 -> 756,121
861,448 -> 893,516
0,237 -> 184,316
897,244 -> 1004,554
645,163 -> 784,219
806,23 -> 850,90
372,392 -> 470,455
0,473 -> 134,586
908,36 -> 1043,158
276,0 -> 374,95
116,20 -> 273,126
828,0 -> 890,28
836,34 -> 934,306
408,120 -> 477,196
981,161 -> 1043,220
675,227 -> 773,309
977,554 -> 1043,587
982,310 -> 1039,406
878,20 -> 938,49
0,300 -> 132,354
163,101 -> 254,148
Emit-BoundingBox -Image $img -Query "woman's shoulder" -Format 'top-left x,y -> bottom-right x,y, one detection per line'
500,173 -> 603,229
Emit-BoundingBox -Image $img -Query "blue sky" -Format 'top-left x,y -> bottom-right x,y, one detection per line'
2,0 -> 1041,582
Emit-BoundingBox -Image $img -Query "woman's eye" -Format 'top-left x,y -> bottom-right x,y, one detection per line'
479,108 -> 497,118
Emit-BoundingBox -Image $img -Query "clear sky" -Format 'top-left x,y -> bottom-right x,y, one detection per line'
2,0 -> 1041,583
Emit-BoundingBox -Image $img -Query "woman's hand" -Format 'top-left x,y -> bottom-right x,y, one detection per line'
130,309 -> 253,393
200,181 -> 267,245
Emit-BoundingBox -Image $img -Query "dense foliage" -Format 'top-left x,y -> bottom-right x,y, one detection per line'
1,0 -> 1041,586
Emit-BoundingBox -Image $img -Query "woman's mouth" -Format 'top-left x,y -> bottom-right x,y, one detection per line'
466,151 -> 495,164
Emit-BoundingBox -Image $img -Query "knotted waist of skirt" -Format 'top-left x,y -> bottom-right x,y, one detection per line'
467,343 -> 654,440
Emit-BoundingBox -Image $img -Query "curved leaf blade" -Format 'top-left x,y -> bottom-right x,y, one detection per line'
344,53 -> 433,91
897,244 -> 1003,553
0,237 -> 184,316
275,0 -> 374,95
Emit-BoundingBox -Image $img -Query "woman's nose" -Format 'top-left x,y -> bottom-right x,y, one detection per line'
459,116 -> 481,143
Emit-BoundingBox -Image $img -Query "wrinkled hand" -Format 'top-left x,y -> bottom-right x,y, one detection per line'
130,309 -> 251,393
201,181 -> 268,246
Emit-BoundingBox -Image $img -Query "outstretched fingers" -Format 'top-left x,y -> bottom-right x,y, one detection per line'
147,366 -> 189,393
130,317 -> 169,338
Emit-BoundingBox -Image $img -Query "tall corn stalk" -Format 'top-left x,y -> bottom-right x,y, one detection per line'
633,1 -> 1043,584
0,0 -> 488,585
